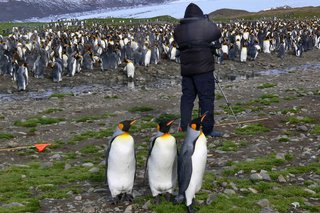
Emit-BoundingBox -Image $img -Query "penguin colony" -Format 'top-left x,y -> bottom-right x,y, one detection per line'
0,18 -> 320,91
106,116 -> 207,213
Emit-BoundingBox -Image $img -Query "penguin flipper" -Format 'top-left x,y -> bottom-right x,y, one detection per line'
144,136 -> 157,181
105,136 -> 116,184
178,149 -> 193,195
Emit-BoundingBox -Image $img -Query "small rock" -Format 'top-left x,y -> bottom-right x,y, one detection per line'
256,199 -> 270,208
89,167 -> 99,173
291,202 -> 300,208
75,195 -> 82,201
2,202 -> 25,207
93,188 -> 108,193
142,200 -> 152,209
304,188 -> 316,194
124,205 -> 133,213
250,173 -> 263,180
260,171 -> 271,181
297,125 -> 308,132
41,162 -> 53,168
64,164 -> 71,170
224,189 -> 236,195
206,193 -> 217,205
81,206 -> 96,213
275,153 -> 286,160
278,175 -> 286,183
50,154 -> 62,160
248,187 -> 258,194
82,163 -> 94,167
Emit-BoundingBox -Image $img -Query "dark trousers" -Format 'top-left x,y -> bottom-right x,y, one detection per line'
180,72 -> 215,135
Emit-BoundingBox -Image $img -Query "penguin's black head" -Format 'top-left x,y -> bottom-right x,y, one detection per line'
118,120 -> 136,132
157,119 -> 175,133
189,114 -> 207,131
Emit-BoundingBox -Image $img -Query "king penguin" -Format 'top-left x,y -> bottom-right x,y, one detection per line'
123,59 -> 135,80
146,119 -> 177,204
105,119 -> 137,204
174,114 -> 207,213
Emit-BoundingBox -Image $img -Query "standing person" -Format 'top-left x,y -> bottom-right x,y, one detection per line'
173,3 -> 223,137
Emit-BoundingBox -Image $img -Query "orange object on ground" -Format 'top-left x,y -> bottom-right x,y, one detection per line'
35,144 -> 50,152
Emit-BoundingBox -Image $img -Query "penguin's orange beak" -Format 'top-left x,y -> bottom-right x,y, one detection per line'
130,119 -> 137,125
166,119 -> 176,126
200,112 -> 207,123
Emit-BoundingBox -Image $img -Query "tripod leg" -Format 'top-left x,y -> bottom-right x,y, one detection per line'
214,75 -> 241,127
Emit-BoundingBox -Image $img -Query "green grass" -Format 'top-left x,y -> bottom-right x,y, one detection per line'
0,161 -> 104,212
235,124 -> 270,135
279,106 -> 302,115
311,125 -> 320,135
217,140 -> 242,152
223,103 -> 247,115
80,145 -> 101,154
224,154 -> 287,175
128,106 -> 154,113
155,113 -> 180,123
287,116 -> 316,124
49,93 -> 74,98
0,132 -> 14,140
255,94 -> 280,105
257,83 -> 277,89
75,113 -> 112,123
69,128 -> 113,143
278,137 -> 289,142
41,108 -> 64,114
14,117 -> 65,128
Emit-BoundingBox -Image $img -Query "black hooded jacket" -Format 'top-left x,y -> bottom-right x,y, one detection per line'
173,3 -> 221,76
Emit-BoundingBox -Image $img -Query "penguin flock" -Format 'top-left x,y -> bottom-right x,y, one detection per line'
214,18 -> 320,63
0,21 -> 178,91
106,115 -> 207,213
1,18 -> 319,91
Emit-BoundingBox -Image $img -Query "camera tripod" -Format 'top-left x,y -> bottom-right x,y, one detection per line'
198,74 -> 240,127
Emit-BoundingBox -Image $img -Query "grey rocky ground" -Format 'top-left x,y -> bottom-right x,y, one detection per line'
0,49 -> 319,212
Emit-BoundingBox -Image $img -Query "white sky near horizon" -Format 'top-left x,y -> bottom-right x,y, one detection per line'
26,0 -> 320,22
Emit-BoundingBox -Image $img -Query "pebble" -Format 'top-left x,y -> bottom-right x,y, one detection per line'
260,170 -> 271,181
248,187 -> 258,194
250,173 -> 263,180
206,194 -> 217,205
256,199 -> 270,208
275,153 -> 286,160
278,175 -> 287,183
82,163 -> 94,167
75,195 -> 82,201
124,205 -> 133,213
89,167 -> 99,173
2,202 -> 25,207
304,188 -> 316,194
224,189 -> 236,195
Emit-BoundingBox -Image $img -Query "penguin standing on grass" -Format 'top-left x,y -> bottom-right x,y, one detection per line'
105,119 -> 137,204
146,119 -> 177,204
174,114 -> 207,213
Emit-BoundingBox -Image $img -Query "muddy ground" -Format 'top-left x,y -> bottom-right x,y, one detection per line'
0,50 -> 319,213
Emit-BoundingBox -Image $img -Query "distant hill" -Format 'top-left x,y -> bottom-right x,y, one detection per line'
209,6 -> 320,21
209,9 -> 250,19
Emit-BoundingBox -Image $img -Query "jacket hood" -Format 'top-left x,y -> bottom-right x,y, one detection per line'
184,3 -> 204,18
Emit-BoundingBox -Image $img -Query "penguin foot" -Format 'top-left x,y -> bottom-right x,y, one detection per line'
121,193 -> 134,202
187,204 -> 196,213
173,194 -> 185,204
153,195 -> 162,204
164,192 -> 173,202
111,194 -> 122,205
